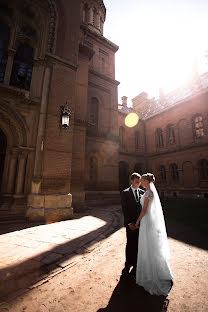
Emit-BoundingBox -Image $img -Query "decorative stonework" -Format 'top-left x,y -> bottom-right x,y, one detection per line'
46,0 -> 57,54
0,102 -> 28,146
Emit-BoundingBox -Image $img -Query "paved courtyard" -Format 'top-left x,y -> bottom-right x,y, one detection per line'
0,205 -> 208,312
0,206 -> 121,299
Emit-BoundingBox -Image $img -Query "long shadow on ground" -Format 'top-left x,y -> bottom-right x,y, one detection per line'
97,274 -> 169,312
162,198 -> 208,250
0,207 -> 122,299
165,217 -> 208,251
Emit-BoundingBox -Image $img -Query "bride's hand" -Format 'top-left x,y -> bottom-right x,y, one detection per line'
136,219 -> 140,228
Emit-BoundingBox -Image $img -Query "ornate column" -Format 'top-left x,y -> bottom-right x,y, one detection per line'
89,7 -> 93,25
4,48 -> 16,85
96,13 -> 100,29
14,149 -> 28,197
100,20 -> 104,34
32,65 -> 51,189
7,148 -> 18,194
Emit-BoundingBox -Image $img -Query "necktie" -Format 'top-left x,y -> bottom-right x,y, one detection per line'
135,189 -> 139,203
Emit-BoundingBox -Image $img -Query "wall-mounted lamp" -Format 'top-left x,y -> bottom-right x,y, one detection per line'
60,101 -> 72,129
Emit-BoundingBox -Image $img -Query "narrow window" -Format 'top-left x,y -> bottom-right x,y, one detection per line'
194,115 -> 204,138
169,163 -> 179,183
10,43 -> 34,91
166,125 -> 175,145
159,165 -> 166,183
89,97 -> 99,126
198,159 -> 208,180
0,24 -> 9,82
155,128 -> 164,147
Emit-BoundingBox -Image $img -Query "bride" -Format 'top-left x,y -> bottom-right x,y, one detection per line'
135,173 -> 173,296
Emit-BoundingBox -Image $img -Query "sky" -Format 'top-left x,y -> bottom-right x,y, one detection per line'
103,0 -> 208,105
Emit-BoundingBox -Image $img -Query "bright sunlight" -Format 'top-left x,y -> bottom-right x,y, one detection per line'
104,0 -> 208,101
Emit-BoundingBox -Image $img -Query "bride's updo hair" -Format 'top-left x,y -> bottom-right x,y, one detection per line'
141,173 -> 155,183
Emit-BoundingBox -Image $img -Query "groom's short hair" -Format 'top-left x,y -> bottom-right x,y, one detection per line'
130,172 -> 141,180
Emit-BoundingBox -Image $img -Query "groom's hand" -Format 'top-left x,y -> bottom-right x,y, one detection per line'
128,223 -> 136,231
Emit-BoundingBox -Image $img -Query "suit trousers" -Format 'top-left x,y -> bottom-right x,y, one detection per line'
125,226 -> 139,270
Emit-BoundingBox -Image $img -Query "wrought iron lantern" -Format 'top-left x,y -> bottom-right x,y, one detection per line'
60,101 -> 71,129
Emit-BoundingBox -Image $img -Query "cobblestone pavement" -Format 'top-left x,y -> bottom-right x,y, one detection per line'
0,206 -> 122,299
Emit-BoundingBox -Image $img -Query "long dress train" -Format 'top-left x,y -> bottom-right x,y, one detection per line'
136,183 -> 173,296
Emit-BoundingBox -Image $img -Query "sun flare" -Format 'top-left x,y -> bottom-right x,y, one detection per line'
125,112 -> 139,128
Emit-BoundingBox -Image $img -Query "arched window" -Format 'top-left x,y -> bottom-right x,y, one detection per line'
21,25 -> 37,41
166,124 -> 175,145
134,163 -> 142,174
90,156 -> 98,185
0,2 -> 53,91
159,165 -> 166,183
155,128 -> 164,147
193,115 -> 204,138
119,161 -> 129,191
119,126 -> 125,148
93,8 -> 96,26
198,159 -> 208,180
89,97 -> 99,126
0,23 -> 9,82
169,163 -> 179,183
10,43 -> 34,90
135,131 -> 139,151
98,15 -> 102,29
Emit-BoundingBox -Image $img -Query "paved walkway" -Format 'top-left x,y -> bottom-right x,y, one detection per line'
0,206 -> 122,299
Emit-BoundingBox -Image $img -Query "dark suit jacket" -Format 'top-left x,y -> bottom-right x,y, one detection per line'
121,187 -> 145,227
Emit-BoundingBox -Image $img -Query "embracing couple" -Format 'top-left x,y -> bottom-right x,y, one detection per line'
120,172 -> 173,296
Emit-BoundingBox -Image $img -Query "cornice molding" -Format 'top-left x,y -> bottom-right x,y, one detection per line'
0,83 -> 38,106
89,68 -> 120,86
86,127 -> 119,143
88,81 -> 111,94
80,24 -> 119,52
146,141 -> 208,158
144,88 -> 208,121
79,42 -> 95,60
46,53 -> 78,71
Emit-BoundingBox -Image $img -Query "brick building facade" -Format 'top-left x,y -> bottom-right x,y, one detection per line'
0,0 -> 207,222
0,0 -> 119,220
118,73 -> 208,199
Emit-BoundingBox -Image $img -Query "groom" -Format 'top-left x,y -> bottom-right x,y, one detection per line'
120,172 -> 144,279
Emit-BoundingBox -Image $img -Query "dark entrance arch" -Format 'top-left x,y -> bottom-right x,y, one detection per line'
119,161 -> 129,191
134,163 -> 143,175
0,129 -> 7,192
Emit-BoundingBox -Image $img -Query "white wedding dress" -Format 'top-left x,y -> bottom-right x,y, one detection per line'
136,183 -> 173,296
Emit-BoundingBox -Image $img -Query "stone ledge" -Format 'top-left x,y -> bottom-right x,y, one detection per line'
26,207 -> 73,222
26,193 -> 73,221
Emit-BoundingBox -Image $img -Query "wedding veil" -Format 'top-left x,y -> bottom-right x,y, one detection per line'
148,182 -> 171,260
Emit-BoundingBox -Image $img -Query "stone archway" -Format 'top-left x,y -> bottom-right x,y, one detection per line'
0,103 -> 29,214
134,162 -> 143,175
119,161 -> 129,191
183,161 -> 194,188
